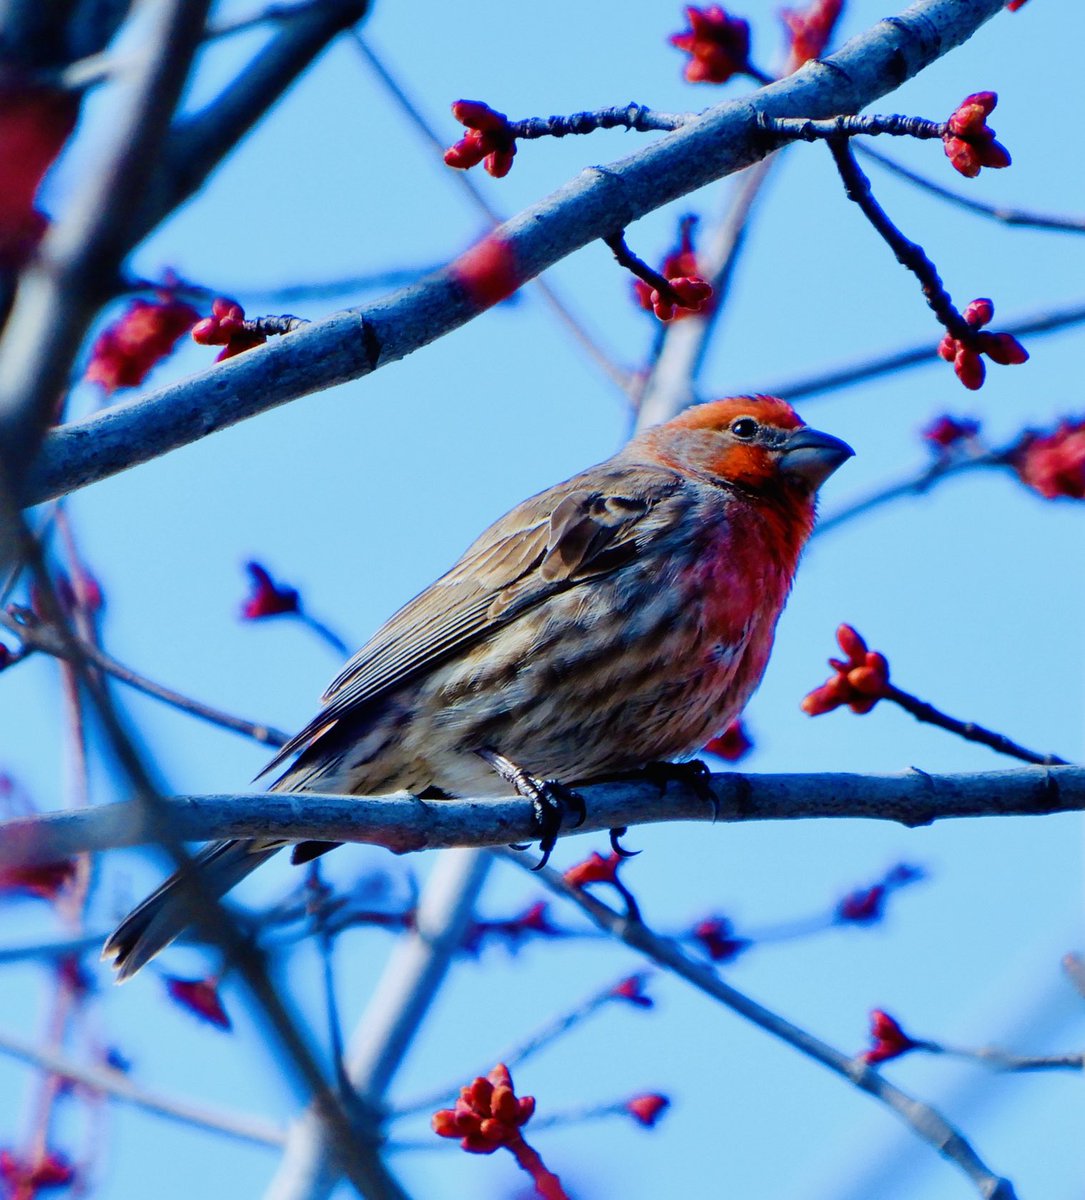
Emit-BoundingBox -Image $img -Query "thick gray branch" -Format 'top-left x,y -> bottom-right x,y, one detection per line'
27,0 -> 1009,506
1,766 -> 1078,869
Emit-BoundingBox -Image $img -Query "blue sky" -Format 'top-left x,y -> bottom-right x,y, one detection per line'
1,2 -> 1082,1198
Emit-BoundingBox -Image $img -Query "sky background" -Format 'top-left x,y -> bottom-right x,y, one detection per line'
0,1 -> 1082,1198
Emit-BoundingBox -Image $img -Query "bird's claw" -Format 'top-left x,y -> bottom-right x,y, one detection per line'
531,779 -> 586,870
609,826 -> 640,857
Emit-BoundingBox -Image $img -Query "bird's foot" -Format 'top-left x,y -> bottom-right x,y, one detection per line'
478,749 -> 586,869
642,758 -> 718,819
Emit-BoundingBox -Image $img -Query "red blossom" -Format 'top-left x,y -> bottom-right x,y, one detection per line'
781,0 -> 845,69
463,900 -> 562,953
85,295 -> 199,395
626,1093 -> 670,1127
704,717 -> 753,762
611,973 -> 654,1009
1005,0 -> 1028,8
921,414 -> 981,450
0,83 -> 78,269
1012,418 -> 1085,500
943,91 -> 1011,179
432,1064 -> 537,1154
444,100 -> 516,178
451,234 -> 522,309
936,298 -> 1027,391
670,6 -> 752,84
801,624 -> 891,716
691,915 -> 750,962
563,850 -> 622,888
835,863 -> 923,925
0,1149 -> 76,1196
0,859 -> 76,902
191,298 -> 266,361
241,561 -> 300,620
164,975 -> 232,1031
861,1009 -> 919,1064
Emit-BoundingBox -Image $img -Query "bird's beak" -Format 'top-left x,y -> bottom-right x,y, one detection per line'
780,425 -> 854,490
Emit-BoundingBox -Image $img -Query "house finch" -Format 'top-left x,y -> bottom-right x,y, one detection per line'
104,395 -> 851,978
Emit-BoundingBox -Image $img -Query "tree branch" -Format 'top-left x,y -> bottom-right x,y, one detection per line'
26,0 -> 1012,507
1,766 -> 1079,870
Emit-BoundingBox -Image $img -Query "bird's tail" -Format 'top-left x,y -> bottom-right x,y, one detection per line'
102,839 -> 282,982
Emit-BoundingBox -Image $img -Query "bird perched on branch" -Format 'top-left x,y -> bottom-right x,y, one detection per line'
104,395 -> 851,979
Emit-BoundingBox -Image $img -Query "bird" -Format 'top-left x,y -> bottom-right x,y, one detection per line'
103,395 -> 852,979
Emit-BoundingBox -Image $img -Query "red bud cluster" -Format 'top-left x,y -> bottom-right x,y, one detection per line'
691,915 -> 750,962
192,298 -> 266,361
921,414 -> 981,450
670,6 -> 752,84
861,1009 -> 918,1064
801,624 -> 890,716
936,298 -> 1027,391
563,850 -> 622,888
164,975 -> 232,1031
1012,419 -> 1085,500
626,1093 -> 671,1127
633,217 -> 714,322
611,973 -> 654,1008
432,1064 -> 536,1154
0,1149 -> 75,1196
943,92 -> 1011,178
85,296 -> 199,394
1006,0 -> 1029,8
781,0 -> 844,69
444,101 -> 516,178
241,562 -> 300,620
836,863 -> 923,925
704,717 -> 753,762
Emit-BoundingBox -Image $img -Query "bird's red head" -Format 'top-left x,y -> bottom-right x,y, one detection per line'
640,395 -> 853,498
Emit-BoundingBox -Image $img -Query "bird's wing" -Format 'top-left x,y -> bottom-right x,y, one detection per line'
258,465 -> 688,779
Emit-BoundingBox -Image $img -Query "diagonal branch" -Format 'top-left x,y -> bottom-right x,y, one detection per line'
511,851 -> 1019,1200
26,0 -> 1012,508
1,766 -> 1080,870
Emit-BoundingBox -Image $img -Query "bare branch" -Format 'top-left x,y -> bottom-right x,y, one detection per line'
1,766 -> 1080,870
0,1025 -> 286,1148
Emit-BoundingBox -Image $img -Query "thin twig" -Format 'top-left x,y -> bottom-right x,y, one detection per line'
0,1026 -> 286,1148
391,970 -> 655,1117
763,300 -> 1085,402
814,449 -> 1009,535
856,143 -> 1085,234
0,608 -> 290,748
506,851 -> 1019,1200
918,1042 -> 1083,1072
827,138 -> 968,339
885,686 -> 1068,766
604,232 -> 684,305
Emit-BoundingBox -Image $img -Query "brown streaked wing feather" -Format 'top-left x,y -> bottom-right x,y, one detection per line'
257,465 -> 685,780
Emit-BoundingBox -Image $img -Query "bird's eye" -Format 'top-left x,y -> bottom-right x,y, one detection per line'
730,417 -> 759,441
